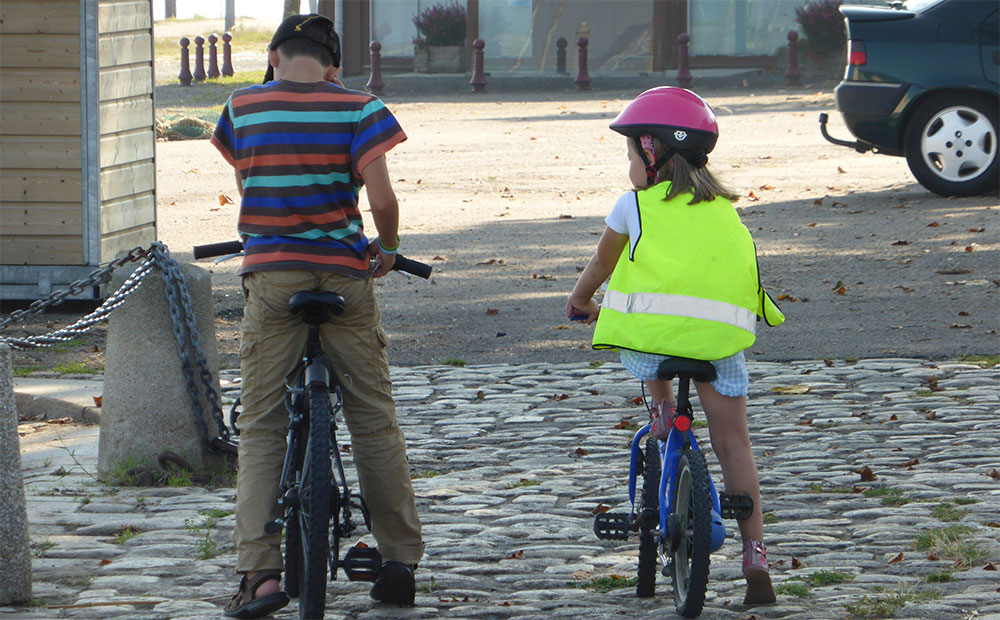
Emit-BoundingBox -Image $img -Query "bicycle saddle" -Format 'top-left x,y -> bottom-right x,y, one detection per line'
656,357 -> 717,383
288,291 -> 346,324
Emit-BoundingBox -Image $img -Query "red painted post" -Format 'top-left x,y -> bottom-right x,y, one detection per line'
575,36 -> 591,91
676,33 -> 692,88
207,33 -> 220,78
470,39 -> 486,93
366,40 -> 385,95
556,37 -> 567,74
178,37 -> 192,86
193,35 -> 207,82
785,30 -> 802,86
221,32 -> 234,77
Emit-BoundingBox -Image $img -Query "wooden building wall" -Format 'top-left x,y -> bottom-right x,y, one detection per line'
0,0 -> 85,266
96,0 -> 156,260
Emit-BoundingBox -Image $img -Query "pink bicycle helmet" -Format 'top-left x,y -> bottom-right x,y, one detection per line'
610,87 -> 719,174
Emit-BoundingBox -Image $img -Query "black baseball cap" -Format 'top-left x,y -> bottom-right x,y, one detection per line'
263,13 -> 341,83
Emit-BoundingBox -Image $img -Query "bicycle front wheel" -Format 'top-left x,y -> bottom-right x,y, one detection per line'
636,435 -> 661,597
298,386 -> 333,620
671,447 -> 712,618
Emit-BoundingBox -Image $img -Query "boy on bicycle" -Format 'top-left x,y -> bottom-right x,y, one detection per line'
211,14 -> 423,618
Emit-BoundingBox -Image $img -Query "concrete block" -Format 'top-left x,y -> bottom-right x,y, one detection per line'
98,262 -> 223,475
0,344 -> 32,604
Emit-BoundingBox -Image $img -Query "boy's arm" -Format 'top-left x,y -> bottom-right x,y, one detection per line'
360,155 -> 399,277
567,227 -> 628,324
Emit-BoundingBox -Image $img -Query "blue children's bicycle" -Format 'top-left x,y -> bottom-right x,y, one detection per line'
594,357 -> 753,618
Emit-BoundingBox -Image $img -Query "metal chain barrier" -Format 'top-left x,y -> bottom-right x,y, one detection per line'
0,242 -> 234,454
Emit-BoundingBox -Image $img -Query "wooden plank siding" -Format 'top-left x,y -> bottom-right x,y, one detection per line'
96,0 -> 156,260
0,0 -> 83,267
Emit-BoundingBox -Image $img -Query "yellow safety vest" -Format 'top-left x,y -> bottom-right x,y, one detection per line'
592,184 -> 784,361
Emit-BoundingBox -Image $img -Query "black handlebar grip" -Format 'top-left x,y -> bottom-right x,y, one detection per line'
193,240 -> 244,260
392,254 -> 432,279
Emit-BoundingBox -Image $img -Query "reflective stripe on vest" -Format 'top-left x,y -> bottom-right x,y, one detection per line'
602,290 -> 757,335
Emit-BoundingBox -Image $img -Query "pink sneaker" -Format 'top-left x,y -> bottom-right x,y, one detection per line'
742,539 -> 776,605
650,401 -> 676,440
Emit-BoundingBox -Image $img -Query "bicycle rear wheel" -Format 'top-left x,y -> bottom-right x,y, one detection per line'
671,447 -> 712,618
636,435 -> 661,598
298,386 -> 333,620
284,504 -> 302,598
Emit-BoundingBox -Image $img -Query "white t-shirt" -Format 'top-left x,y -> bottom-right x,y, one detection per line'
605,191 -> 642,258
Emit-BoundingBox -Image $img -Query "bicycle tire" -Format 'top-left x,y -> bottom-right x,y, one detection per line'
298,386 -> 333,620
636,435 -> 661,598
671,447 -> 712,618
284,505 -> 302,598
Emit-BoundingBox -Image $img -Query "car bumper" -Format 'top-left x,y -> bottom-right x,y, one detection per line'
835,81 -> 909,155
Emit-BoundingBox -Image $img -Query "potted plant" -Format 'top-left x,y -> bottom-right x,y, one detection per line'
412,1 -> 467,73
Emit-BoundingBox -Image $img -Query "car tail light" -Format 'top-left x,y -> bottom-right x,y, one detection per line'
849,40 -> 867,66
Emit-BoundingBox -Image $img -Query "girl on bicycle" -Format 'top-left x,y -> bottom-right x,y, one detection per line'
566,86 -> 783,606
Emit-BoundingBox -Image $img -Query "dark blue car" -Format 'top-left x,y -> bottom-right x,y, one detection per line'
820,0 -> 999,196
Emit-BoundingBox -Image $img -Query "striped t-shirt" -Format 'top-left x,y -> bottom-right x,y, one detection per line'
210,79 -> 406,277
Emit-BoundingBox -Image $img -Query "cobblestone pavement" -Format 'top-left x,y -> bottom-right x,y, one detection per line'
7,358 -> 1000,620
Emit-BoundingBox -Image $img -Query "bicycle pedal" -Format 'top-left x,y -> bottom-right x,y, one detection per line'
719,492 -> 754,520
343,544 -> 382,582
593,512 -> 630,540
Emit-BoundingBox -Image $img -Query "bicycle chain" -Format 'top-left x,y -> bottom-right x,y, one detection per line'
0,242 -> 233,452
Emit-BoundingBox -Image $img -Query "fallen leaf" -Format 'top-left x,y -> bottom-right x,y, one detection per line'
553,394 -> 570,401
935,268 -> 971,275
927,551 -> 940,560
219,193 -> 234,205
486,308 -> 499,315
837,166 -> 846,173
958,311 -> 969,316
984,562 -> 997,571
824,359 -> 834,367
791,557 -> 805,569
927,221 -> 940,227
888,414 -> 899,421
891,240 -> 910,246
858,466 -> 877,482
988,469 -> 1000,480
502,550 -> 524,560
613,418 -> 633,429
432,255 -> 448,261
93,395 -> 102,407
476,390 -> 485,400
558,214 -> 574,220
747,191 -> 759,202
631,396 -> 644,405
574,447 -> 588,456
901,458 -> 919,467
969,227 -> 985,233
925,411 -> 937,420
591,503 -> 611,515
889,552 -> 904,564
759,184 -> 775,190
835,286 -> 847,295
99,559 -> 112,565
813,198 -> 823,206
772,385 -> 811,394
950,323 -> 972,329
965,244 -> 977,252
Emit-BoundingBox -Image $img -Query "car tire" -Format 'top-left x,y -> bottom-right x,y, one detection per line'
903,93 -> 999,197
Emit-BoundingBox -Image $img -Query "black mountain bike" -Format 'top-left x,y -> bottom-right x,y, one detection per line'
195,241 -> 431,619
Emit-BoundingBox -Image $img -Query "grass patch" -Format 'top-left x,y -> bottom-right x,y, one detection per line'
931,502 -> 968,522
185,518 -> 220,560
155,72 -> 261,106
914,525 -> 989,569
153,21 -> 273,61
51,337 -> 89,353
58,575 -> 93,588
442,358 -> 466,367
199,508 -> 234,519
925,571 -> 954,583
952,497 -> 977,506
166,468 -> 193,487
112,526 -> 140,545
30,538 -> 55,557
411,469 -> 446,479
958,354 -> 1000,368
692,418 -> 709,429
505,478 -> 541,490
588,360 -> 605,369
805,570 -> 854,586
53,361 -> 101,375
844,587 -> 941,619
809,483 -> 853,494
775,582 -> 811,598
574,574 -> 638,593
13,366 -> 37,377
864,486 -> 912,507
762,512 -> 778,524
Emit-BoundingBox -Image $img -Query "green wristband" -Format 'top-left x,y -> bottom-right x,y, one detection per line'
377,236 -> 399,254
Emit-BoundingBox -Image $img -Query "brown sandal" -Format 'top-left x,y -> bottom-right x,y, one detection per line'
223,571 -> 289,619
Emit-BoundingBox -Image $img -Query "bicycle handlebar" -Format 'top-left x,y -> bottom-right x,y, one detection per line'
192,241 -> 433,279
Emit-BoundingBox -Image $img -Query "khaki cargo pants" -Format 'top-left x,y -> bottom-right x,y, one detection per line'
234,270 -> 424,573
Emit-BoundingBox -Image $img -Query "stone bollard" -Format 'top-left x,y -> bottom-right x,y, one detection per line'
556,37 -> 567,75
676,33 -> 692,88
785,30 -> 802,86
366,40 -> 385,95
178,37 -> 192,86
0,344 -> 32,605
98,263 -> 223,476
193,35 -> 207,82
208,33 -> 221,79
469,39 -> 486,93
575,36 -> 591,91
222,32 -> 234,77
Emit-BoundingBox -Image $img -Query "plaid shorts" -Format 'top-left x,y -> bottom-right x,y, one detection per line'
619,349 -> 749,397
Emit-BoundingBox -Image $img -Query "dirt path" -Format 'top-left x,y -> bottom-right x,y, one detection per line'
6,87 -> 997,373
